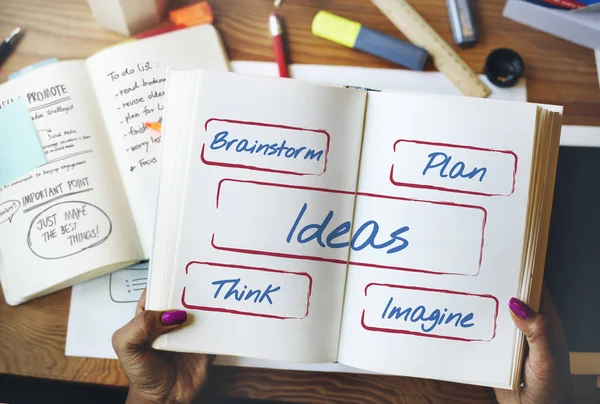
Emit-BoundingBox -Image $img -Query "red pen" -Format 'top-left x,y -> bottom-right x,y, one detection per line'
269,13 -> 289,78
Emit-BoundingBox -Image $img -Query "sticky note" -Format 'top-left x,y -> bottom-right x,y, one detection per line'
169,2 -> 214,27
0,99 -> 46,187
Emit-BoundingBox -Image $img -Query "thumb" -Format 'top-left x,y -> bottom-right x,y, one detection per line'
508,296 -> 558,390
509,298 -> 551,359
113,309 -> 187,355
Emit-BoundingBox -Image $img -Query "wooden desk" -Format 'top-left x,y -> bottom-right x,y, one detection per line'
0,0 -> 599,403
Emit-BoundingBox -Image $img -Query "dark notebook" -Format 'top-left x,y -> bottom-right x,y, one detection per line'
545,146 -> 600,353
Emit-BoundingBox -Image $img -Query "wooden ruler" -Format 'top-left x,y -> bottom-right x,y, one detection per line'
371,0 -> 491,98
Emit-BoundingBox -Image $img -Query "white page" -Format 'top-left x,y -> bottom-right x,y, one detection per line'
0,61 -> 142,305
66,262 -> 148,359
337,92 -> 539,387
151,70 -> 367,363
230,61 -> 528,102
86,25 -> 230,257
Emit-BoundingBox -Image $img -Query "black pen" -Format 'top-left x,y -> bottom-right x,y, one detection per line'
0,28 -> 24,67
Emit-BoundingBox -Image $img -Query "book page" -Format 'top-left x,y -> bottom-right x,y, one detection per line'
150,70 -> 367,363
337,92 -> 539,387
86,25 -> 230,256
0,61 -> 142,305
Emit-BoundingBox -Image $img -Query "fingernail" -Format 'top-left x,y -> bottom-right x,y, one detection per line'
161,310 -> 187,326
509,298 -> 533,320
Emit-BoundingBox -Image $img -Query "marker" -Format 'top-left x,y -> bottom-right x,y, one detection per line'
144,122 -> 162,132
311,11 -> 428,71
0,28 -> 24,68
269,13 -> 289,78
446,0 -> 479,47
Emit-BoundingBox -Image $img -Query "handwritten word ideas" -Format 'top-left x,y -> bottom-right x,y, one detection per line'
214,180 -> 486,275
27,201 -> 112,259
202,119 -> 330,175
182,262 -> 312,320
391,140 -> 518,196
287,202 -> 409,254
361,284 -> 498,341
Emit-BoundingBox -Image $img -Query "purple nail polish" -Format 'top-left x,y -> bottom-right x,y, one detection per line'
508,298 -> 533,320
161,310 -> 187,326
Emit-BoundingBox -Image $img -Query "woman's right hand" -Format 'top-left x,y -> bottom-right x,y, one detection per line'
494,290 -> 572,404
112,290 -> 212,404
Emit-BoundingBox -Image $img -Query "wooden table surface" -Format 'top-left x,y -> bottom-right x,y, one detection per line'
0,0 -> 599,403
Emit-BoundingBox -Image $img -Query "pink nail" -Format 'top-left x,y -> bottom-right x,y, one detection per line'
161,310 -> 187,326
509,298 -> 533,320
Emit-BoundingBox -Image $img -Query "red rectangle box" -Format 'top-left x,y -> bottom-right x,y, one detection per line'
201,118 -> 330,176
212,179 -> 487,276
391,139 -> 518,197
182,261 -> 313,320
361,283 -> 499,342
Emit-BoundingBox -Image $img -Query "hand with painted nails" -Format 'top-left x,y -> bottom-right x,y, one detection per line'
495,290 -> 572,404
112,290 -> 212,404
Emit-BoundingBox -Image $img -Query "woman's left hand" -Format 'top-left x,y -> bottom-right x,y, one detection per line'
112,290 -> 213,404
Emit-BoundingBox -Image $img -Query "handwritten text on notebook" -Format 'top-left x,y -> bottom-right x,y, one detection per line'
213,179 -> 486,276
391,140 -> 518,197
182,262 -> 312,320
201,119 -> 330,176
361,284 -> 499,341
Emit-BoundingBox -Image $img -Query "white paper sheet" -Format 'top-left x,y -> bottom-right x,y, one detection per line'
86,25 -> 229,257
231,61 -> 527,102
65,262 -> 148,359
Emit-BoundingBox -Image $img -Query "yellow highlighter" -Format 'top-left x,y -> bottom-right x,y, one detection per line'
312,11 -> 428,71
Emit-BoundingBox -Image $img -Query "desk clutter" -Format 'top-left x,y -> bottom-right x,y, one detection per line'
0,0 -> 598,391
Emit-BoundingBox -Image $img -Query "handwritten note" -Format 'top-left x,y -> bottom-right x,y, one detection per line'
361,284 -> 498,341
213,179 -> 486,275
203,119 -> 330,175
86,25 -> 230,256
183,262 -> 312,320
0,61 -> 141,305
391,140 -> 518,197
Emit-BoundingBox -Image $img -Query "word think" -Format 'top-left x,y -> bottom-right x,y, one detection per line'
211,278 -> 281,304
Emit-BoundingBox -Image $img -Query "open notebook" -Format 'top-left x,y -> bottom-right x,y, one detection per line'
147,70 -> 562,389
0,25 -> 229,305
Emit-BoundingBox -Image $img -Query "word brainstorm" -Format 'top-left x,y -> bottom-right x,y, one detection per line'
209,131 -> 325,162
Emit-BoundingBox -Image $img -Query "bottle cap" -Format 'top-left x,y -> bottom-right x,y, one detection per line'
484,48 -> 525,88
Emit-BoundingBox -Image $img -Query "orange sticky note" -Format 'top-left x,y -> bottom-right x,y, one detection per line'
169,2 -> 214,27
144,122 -> 162,132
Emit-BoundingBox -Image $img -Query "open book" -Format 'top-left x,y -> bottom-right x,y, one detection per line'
148,70 -> 562,389
0,25 -> 229,305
